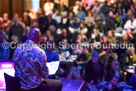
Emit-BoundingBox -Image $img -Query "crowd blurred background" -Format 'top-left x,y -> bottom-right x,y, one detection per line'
0,0 -> 136,88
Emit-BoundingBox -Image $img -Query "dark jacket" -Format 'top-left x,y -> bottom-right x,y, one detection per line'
9,24 -> 24,42
106,16 -> 116,31
84,60 -> 104,83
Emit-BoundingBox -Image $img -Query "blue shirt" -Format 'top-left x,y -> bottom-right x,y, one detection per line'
0,41 -> 10,60
45,50 -> 59,62
77,11 -> 86,23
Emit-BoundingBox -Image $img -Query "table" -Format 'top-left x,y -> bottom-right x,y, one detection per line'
86,81 -> 134,91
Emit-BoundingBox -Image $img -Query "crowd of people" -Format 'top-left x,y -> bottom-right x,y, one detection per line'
0,0 -> 136,90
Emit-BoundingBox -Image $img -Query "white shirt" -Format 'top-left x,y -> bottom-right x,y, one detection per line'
44,2 -> 54,16
73,6 -> 79,15
124,19 -> 136,30
52,14 -> 61,24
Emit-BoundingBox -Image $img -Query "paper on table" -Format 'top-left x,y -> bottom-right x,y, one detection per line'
46,61 -> 60,75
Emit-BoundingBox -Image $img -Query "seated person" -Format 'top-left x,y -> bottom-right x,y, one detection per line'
72,39 -> 83,56
75,47 -> 92,77
12,28 -> 63,91
129,66 -> 136,86
106,53 -> 118,71
0,33 -> 10,60
59,38 -> 70,60
105,61 -> 123,81
103,76 -> 123,91
107,30 -> 117,44
126,48 -> 136,65
45,41 -> 59,62
75,47 -> 92,65
84,51 -> 104,83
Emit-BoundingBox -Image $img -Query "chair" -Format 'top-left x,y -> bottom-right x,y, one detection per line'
4,73 -> 21,91
4,73 -> 46,91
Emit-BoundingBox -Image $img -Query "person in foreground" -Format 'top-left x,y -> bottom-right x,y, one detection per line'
12,28 -> 63,91
103,76 -> 123,91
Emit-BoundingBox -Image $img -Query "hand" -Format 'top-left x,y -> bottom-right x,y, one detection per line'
96,17 -> 100,20
124,72 -> 127,76
76,61 -> 83,65
128,34 -> 134,39
60,68 -> 65,73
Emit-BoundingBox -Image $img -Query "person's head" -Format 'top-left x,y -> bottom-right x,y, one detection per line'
77,34 -> 82,40
46,30 -> 51,38
28,28 -> 42,44
0,33 -> 4,43
60,1 -> 64,6
117,3 -> 122,8
80,30 -> 85,35
62,38 -> 68,45
103,1 -> 107,6
76,17 -> 81,23
31,21 -> 39,28
14,13 -> 19,18
76,1 -> 80,6
12,18 -> 19,26
49,25 -> 56,33
62,28 -> 67,36
47,41 -> 54,52
48,14 -> 52,20
49,35 -> 54,41
11,35 -> 19,43
108,11 -> 114,17
55,9 -> 59,15
92,51 -> 99,63
93,29 -> 98,34
83,47 -> 89,54
111,77 -> 120,88
102,36 -> 107,43
79,7 -> 82,12
61,11 -> 67,18
112,61 -> 119,71
95,1 -> 99,6
80,23 -> 85,29
69,11 -> 74,18
76,39 -> 81,44
128,48 -> 135,56
3,13 -> 8,21
87,11 -> 92,16
129,14 -> 135,21
127,9 -> 132,15
108,30 -> 114,38
96,8 -> 100,13
123,34 -> 128,41
110,53 -> 118,61
42,35 -> 48,43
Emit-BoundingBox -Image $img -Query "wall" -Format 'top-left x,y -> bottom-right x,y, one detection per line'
0,0 -> 10,17
0,0 -> 24,19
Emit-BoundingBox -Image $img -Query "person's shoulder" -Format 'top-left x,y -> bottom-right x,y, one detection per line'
35,47 -> 45,55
